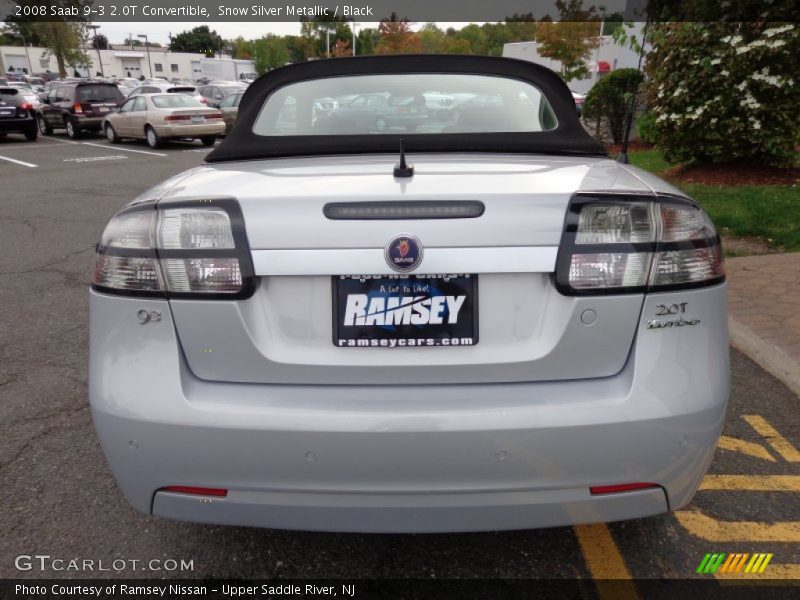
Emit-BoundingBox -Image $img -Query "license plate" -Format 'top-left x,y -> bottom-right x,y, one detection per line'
333,274 -> 478,348
98,106 -> 109,113
0,108 -> 14,116
192,115 -> 204,123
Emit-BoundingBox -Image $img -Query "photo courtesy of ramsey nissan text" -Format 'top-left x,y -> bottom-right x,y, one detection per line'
1,1 -> 799,598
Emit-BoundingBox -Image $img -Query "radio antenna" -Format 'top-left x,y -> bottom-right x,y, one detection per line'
393,139 -> 414,178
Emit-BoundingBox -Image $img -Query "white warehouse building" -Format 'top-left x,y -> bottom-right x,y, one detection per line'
1,44 -> 253,82
503,24 -> 645,95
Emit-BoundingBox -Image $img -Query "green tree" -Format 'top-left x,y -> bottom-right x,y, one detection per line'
283,35 -> 316,63
170,26 -> 224,57
535,21 -> 600,81
453,24 -> 487,55
375,14 -> 422,55
482,23 -> 515,56
29,22 -> 89,78
300,15 -> 352,57
231,36 -> 254,60
582,68 -> 643,144
91,33 -> 108,50
418,23 -> 445,54
253,35 -> 289,73
355,28 -> 379,55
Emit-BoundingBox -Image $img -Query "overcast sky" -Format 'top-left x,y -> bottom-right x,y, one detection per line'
95,22 -> 472,45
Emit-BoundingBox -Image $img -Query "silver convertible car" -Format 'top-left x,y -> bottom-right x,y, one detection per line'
90,56 -> 728,533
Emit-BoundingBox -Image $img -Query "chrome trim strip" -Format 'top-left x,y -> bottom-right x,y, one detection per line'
251,246 -> 558,275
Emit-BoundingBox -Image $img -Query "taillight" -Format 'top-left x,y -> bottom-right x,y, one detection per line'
18,102 -> 33,111
205,112 -> 223,119
165,115 -> 191,122
199,97 -> 207,104
73,102 -> 83,114
590,482 -> 659,495
556,193 -> 724,295
91,199 -> 255,299
162,486 -> 228,497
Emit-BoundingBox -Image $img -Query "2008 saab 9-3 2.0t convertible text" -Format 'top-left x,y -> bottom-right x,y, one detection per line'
90,55 -> 729,533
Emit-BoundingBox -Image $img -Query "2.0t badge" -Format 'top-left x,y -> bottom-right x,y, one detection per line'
385,234 -> 423,272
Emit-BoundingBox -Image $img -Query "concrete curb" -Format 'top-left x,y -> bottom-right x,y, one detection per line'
729,316 -> 800,398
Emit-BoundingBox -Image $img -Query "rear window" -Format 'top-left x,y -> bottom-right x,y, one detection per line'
0,88 -> 21,104
253,73 -> 558,137
77,85 -> 124,102
151,95 -> 203,109
167,86 -> 196,93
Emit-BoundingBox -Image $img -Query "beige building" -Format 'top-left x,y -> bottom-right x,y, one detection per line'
1,44 -> 210,81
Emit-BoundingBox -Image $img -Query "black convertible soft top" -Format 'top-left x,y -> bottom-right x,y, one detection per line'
206,54 -> 606,163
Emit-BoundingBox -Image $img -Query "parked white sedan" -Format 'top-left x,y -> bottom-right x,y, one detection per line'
103,93 -> 224,148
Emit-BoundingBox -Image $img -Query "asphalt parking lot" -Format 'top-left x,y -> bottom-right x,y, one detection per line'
0,131 -> 798,590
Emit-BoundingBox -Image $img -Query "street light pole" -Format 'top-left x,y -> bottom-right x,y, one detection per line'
325,28 -> 336,58
88,24 -> 104,77
351,20 -> 357,56
594,7 -> 606,85
138,34 -> 152,78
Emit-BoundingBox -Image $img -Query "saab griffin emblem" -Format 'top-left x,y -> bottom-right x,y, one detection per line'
385,234 -> 423,272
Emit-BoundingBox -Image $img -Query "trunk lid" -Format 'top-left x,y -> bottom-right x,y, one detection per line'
159,154 -> 651,385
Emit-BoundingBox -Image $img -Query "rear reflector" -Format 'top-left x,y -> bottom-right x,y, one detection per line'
162,486 -> 228,497
324,201 -> 485,220
590,482 -> 658,495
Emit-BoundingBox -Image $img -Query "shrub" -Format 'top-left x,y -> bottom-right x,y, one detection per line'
645,23 -> 800,167
582,68 -> 643,145
636,112 -> 658,145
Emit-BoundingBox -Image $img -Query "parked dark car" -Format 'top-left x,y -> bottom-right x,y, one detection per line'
217,91 -> 243,134
321,93 -> 428,133
196,84 -> 246,108
36,81 -> 126,139
0,87 -> 38,141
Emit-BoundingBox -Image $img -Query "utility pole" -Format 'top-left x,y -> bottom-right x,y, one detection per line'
325,28 -> 336,58
352,20 -> 357,56
138,34 -> 152,78
88,24 -> 104,77
594,6 -> 606,85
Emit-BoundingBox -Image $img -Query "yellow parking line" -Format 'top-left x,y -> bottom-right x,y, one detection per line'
700,474 -> 800,492
717,435 -> 776,462
573,524 -> 638,599
675,509 -> 800,542
744,415 -> 800,462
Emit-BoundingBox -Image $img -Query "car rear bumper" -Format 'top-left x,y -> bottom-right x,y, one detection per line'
0,116 -> 35,132
73,116 -> 105,129
89,284 -> 729,532
156,122 -> 225,137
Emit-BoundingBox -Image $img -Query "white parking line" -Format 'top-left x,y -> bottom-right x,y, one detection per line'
39,136 -> 81,144
64,155 -> 128,163
0,154 -> 37,167
80,142 -> 167,157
